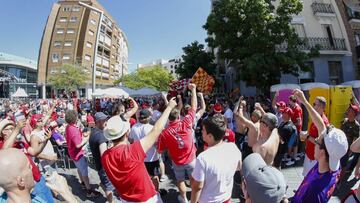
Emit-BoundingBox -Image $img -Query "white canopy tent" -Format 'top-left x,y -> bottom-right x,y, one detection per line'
11,87 -> 28,98
92,87 -> 129,98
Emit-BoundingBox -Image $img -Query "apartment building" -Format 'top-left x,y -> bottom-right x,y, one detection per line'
137,57 -> 181,79
336,0 -> 360,78
211,0 -> 356,95
38,0 -> 128,98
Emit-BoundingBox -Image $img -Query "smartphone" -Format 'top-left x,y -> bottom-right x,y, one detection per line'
14,111 -> 25,122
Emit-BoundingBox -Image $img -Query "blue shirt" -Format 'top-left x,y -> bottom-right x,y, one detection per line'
0,192 -> 46,203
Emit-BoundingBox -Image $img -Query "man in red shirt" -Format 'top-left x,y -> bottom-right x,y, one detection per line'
157,84 -> 197,203
288,95 -> 303,162
101,98 -> 177,203
299,96 -> 329,176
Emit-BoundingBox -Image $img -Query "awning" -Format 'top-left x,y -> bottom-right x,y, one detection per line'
343,0 -> 360,12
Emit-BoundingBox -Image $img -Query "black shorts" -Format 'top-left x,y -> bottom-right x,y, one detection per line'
145,160 -> 160,177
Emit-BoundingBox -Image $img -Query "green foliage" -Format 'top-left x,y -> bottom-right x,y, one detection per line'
203,0 -> 318,91
115,65 -> 174,91
176,41 -> 216,79
48,63 -> 89,92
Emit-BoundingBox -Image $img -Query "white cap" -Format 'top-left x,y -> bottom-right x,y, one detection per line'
324,128 -> 348,171
104,116 -> 130,141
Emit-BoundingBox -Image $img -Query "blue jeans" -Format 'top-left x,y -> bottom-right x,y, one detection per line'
32,176 -> 54,203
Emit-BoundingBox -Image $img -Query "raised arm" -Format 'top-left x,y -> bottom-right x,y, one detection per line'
27,129 -> 52,157
124,97 -> 139,120
254,102 -> 266,116
234,98 -> 258,147
140,98 -> 177,153
197,92 -> 206,117
176,95 -> 183,111
189,83 -> 198,111
2,120 -> 26,149
272,91 -> 279,111
293,89 -> 325,135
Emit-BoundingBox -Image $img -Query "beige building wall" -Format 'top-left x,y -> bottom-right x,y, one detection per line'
38,0 -> 129,98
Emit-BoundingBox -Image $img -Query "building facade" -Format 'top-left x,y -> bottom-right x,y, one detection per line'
335,0 -> 360,79
0,52 -> 38,98
137,57 -> 181,79
211,0 -> 356,95
38,0 -> 128,98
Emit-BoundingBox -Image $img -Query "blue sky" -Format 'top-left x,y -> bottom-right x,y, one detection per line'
0,0 -> 211,72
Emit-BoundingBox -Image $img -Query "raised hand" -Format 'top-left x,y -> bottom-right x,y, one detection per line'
168,97 -> 177,109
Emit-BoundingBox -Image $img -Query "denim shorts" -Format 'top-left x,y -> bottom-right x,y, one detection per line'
74,155 -> 88,177
172,159 -> 196,181
98,168 -> 114,192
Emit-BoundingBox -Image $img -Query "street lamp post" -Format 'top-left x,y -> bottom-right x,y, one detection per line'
78,1 -> 103,95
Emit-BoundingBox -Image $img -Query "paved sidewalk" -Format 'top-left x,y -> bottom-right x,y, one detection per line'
55,158 -> 359,203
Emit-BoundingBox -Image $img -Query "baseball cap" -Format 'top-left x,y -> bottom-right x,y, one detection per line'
276,101 -> 286,109
213,103 -> 222,113
0,119 -> 15,132
260,113 -> 278,130
348,104 -> 359,114
104,116 -> 130,141
324,128 -> 348,171
30,114 -> 43,128
139,109 -> 151,119
279,107 -> 293,117
242,153 -> 287,203
94,112 -> 108,121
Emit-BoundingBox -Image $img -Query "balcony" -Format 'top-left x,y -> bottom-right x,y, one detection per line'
311,3 -> 335,16
276,37 -> 347,51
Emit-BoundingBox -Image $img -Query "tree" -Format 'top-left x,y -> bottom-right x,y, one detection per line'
176,41 -> 216,79
203,0 -> 318,91
115,65 -> 174,91
48,63 -> 89,94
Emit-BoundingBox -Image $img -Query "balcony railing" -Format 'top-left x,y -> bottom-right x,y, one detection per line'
311,3 -> 335,15
276,37 -> 346,51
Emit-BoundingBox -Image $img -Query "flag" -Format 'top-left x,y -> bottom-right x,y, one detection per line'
191,67 -> 215,94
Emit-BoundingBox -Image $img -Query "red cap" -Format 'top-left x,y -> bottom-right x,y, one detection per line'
276,101 -> 286,109
348,104 -> 359,114
213,103 -> 222,113
280,107 -> 293,116
30,114 -> 43,128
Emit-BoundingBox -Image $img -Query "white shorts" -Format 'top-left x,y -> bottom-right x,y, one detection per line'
120,193 -> 163,203
302,155 -> 317,176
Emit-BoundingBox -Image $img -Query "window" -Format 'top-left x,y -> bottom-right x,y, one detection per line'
59,17 -> 67,22
63,7 -> 71,12
86,42 -> 92,48
322,24 -> 335,47
72,6 -> 80,12
90,19 -> 97,25
85,55 -> 91,61
70,17 -> 77,22
328,61 -> 343,85
54,41 -> 61,47
62,54 -> 71,60
52,54 -> 59,62
292,24 -> 306,38
67,29 -> 75,34
56,29 -> 64,34
64,41 -> 72,47
88,30 -> 94,36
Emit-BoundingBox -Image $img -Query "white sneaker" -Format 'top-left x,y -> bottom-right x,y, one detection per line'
285,160 -> 295,166
294,156 -> 301,161
177,195 -> 189,203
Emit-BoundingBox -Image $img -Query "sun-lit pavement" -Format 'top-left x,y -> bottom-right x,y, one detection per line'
54,156 -> 359,203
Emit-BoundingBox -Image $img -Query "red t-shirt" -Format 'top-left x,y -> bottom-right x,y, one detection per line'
86,114 -> 94,124
65,124 -> 85,161
291,103 -> 303,133
204,129 -> 235,150
157,109 -> 196,165
0,140 -> 41,182
306,114 -> 329,160
102,141 -> 156,202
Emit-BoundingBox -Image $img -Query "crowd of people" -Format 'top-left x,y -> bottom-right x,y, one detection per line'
0,83 -> 359,203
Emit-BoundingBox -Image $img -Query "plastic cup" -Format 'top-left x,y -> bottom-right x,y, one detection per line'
299,131 -> 308,142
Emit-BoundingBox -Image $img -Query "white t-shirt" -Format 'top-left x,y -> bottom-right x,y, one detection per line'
151,110 -> 162,123
31,130 -> 56,157
129,123 -> 159,162
192,142 -> 241,203
224,108 -> 234,130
